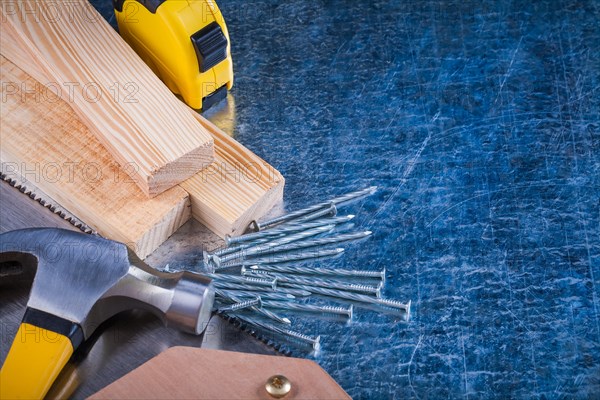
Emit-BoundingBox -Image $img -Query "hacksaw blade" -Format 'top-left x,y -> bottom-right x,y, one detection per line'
0,167 -> 96,235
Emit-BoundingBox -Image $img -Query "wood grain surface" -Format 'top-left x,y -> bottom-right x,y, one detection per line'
1,44 -> 285,241
0,57 -> 191,259
182,114 -> 285,238
0,0 -> 214,197
89,347 -> 350,400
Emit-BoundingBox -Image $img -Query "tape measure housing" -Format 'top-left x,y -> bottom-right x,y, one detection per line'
115,0 -> 234,110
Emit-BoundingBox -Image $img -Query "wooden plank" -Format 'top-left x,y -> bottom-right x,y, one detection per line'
89,347 -> 350,399
1,39 -> 285,241
182,115 -> 285,237
0,0 -> 214,197
0,57 -> 191,259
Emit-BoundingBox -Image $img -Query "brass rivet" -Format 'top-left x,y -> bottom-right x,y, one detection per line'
265,375 -> 291,398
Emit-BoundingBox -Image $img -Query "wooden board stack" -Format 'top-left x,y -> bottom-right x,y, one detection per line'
1,0 -> 215,198
0,56 -> 191,259
0,0 -> 284,258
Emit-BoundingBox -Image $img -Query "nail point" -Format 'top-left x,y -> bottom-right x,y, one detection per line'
405,300 -> 412,321
208,254 -> 221,267
313,336 -> 322,350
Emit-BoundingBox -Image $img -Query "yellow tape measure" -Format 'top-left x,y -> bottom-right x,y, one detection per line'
114,0 -> 234,110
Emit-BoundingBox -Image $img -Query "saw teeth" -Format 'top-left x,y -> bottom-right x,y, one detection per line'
1,173 -> 97,235
217,312 -> 292,356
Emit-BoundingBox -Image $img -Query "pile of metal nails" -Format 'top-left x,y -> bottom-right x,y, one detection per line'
203,187 -> 412,351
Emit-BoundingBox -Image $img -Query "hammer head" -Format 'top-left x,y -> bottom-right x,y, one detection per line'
0,228 -> 214,338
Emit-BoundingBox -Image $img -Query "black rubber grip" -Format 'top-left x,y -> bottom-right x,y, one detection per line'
22,308 -> 84,349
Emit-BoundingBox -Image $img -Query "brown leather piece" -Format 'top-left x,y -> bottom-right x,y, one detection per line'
89,347 -> 350,399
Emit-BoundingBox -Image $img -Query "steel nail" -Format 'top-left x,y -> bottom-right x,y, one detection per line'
248,186 -> 377,232
248,264 -> 385,281
213,283 -> 313,298
272,287 -> 313,297
282,202 -> 337,225
215,247 -> 345,270
218,297 -> 262,312
207,273 -> 277,289
242,269 -> 381,296
213,224 -> 336,267
211,234 -> 286,259
230,314 -> 321,350
213,281 -> 278,292
216,231 -> 372,267
248,202 -> 336,232
225,215 -> 355,247
262,300 -> 353,319
216,289 -> 290,325
272,283 -> 411,320
217,289 -> 296,301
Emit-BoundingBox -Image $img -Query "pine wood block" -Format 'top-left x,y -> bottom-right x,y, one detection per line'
89,347 -> 350,399
0,56 -> 191,259
182,115 -> 285,238
0,0 -> 215,197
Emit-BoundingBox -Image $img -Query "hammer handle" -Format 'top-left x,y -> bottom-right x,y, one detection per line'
0,322 -> 76,399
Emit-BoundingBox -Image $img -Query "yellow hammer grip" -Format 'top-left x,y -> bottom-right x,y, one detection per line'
0,323 -> 74,399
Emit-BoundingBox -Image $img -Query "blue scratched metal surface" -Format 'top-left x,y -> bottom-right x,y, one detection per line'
93,0 -> 600,398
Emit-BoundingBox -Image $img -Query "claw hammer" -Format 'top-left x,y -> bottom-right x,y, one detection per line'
0,228 -> 214,399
